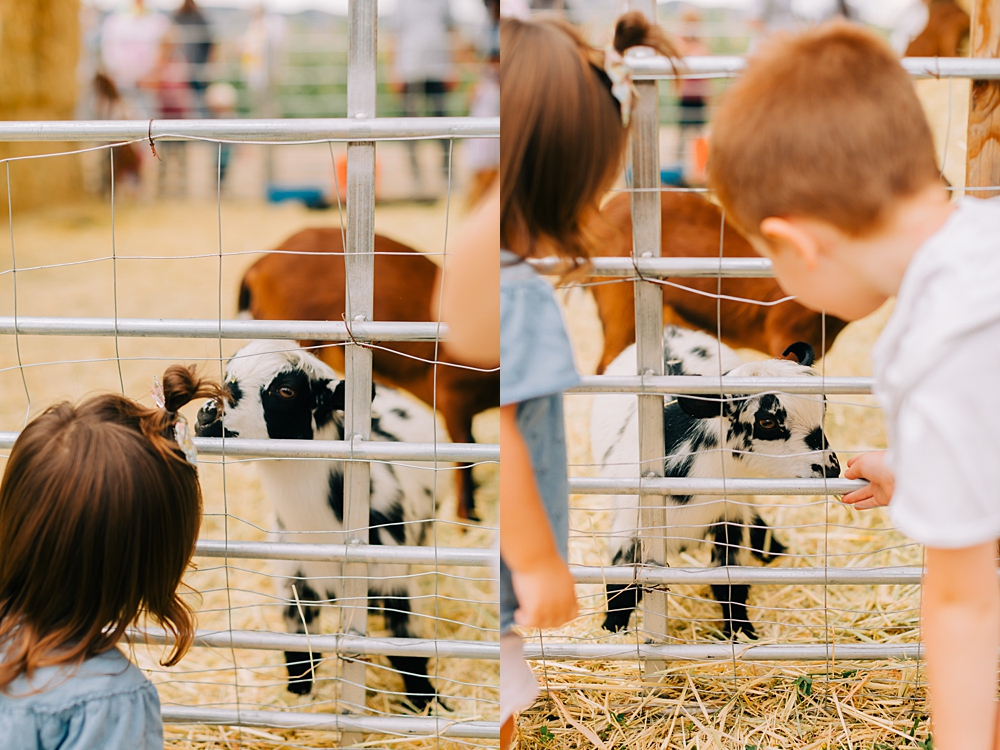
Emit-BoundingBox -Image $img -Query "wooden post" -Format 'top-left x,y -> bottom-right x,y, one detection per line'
966,0 -> 1000,197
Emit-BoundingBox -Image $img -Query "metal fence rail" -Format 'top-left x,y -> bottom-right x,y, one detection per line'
0,316 -> 450,342
0,117 -> 498,143
0,433 -> 496,463
569,375 -> 874,395
194,539 -> 496,567
161,708 -> 500,740
629,54 -> 1000,80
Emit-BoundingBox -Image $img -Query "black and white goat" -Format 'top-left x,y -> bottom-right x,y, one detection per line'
195,340 -> 441,710
591,326 -> 840,638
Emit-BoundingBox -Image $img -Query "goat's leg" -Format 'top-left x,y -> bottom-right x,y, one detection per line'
441,406 -> 479,522
381,590 -> 441,712
748,512 -> 786,564
710,521 -> 756,640
602,542 -> 643,633
282,572 -> 323,695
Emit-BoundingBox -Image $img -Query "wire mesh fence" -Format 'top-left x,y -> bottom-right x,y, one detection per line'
504,30 -> 1000,750
0,104 -> 500,748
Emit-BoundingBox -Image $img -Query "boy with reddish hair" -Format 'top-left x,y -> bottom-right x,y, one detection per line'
709,22 -> 1000,750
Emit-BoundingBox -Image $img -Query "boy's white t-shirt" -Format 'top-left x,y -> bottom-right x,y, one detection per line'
872,197 -> 1000,549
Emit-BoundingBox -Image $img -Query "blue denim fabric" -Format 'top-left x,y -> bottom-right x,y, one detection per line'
500,250 -> 578,634
500,251 -> 579,407
500,394 -> 572,633
0,647 -> 163,750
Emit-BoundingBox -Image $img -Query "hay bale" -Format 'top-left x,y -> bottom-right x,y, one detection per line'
0,0 -> 83,212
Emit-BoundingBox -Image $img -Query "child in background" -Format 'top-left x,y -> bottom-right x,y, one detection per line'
0,367 -> 224,749
707,23 -> 1000,750
499,13 -> 678,749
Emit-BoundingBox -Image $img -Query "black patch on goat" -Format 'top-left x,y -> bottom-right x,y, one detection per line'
603,542 -> 642,632
691,346 -> 709,359
311,378 -> 339,432
390,407 -> 410,420
371,501 -> 407,546
380,591 -> 439,711
284,575 -> 322,695
261,370 -> 315,440
710,520 -> 755,639
226,379 -> 243,407
805,427 -> 826,452
327,471 -> 344,522
748,513 -> 786,563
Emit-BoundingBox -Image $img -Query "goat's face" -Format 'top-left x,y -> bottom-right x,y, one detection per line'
195,340 -> 344,440
678,359 -> 841,479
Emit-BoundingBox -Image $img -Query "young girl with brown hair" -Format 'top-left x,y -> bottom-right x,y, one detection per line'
0,366 -> 224,748
500,12 -> 678,748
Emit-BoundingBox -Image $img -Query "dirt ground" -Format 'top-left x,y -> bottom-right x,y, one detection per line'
0,192 -> 499,750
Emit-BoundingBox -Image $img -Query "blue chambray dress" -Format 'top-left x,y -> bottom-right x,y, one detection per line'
0,647 -> 163,750
500,250 -> 580,634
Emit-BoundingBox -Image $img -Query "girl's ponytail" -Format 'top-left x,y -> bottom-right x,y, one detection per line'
613,10 -> 681,60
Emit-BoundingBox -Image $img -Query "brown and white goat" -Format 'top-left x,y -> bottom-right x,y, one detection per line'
238,229 -> 499,521
906,0 -> 969,58
590,191 -> 849,374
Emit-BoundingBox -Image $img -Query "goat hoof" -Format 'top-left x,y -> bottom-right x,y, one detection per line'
287,677 -> 313,695
724,621 -> 757,641
601,613 -> 632,633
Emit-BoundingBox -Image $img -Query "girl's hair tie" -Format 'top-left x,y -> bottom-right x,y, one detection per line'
603,45 -> 639,127
152,375 -> 198,466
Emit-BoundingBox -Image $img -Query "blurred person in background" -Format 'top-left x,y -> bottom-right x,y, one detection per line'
747,0 -> 799,44
205,82 -> 238,187
242,4 -> 288,117
465,0 -> 501,207
100,0 -> 169,118
500,0 -> 530,18
388,0 -> 457,196
674,9 -> 710,171
171,0 -> 215,117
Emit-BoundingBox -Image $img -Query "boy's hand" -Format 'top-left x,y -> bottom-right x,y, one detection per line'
842,451 -> 895,509
511,554 -> 578,630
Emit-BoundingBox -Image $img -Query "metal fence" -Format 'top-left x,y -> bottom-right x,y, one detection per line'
510,7 -> 1000,748
0,1 -> 499,747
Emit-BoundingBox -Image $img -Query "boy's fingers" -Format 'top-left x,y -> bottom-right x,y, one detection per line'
841,487 -> 873,505
846,454 -> 860,469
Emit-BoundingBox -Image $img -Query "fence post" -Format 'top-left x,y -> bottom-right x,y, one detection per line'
966,0 -> 1000,197
340,0 -> 377,741
626,0 -> 668,681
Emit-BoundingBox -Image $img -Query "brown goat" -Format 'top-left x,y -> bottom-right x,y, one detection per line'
590,191 -> 849,373
906,0 -> 970,58
239,229 -> 499,521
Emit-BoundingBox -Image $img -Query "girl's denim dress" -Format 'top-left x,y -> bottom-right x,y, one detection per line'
500,250 -> 580,633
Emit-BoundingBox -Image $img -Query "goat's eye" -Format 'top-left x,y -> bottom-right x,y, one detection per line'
277,386 -> 296,399
757,417 -> 777,430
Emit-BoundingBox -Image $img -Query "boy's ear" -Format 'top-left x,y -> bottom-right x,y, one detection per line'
759,217 -> 821,270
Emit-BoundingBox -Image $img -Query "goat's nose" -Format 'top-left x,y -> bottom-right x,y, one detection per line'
825,452 -> 841,478
195,401 -> 219,436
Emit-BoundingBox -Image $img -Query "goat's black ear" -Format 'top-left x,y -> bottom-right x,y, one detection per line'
677,395 -> 729,419
331,380 -> 347,412
782,342 -> 815,367
328,380 -> 375,411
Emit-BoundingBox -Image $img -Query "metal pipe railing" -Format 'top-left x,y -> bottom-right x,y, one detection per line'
628,54 -> 1000,80
570,477 -> 864,495
568,375 -> 873,395
0,116 -> 499,143
521,642 -> 920,662
570,564 -> 920,586
0,316 -> 448,342
530,256 -> 775,278
0,433 -> 498,463
161,707 -> 499,739
132,628 -> 498,660
194,539 -> 496,567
